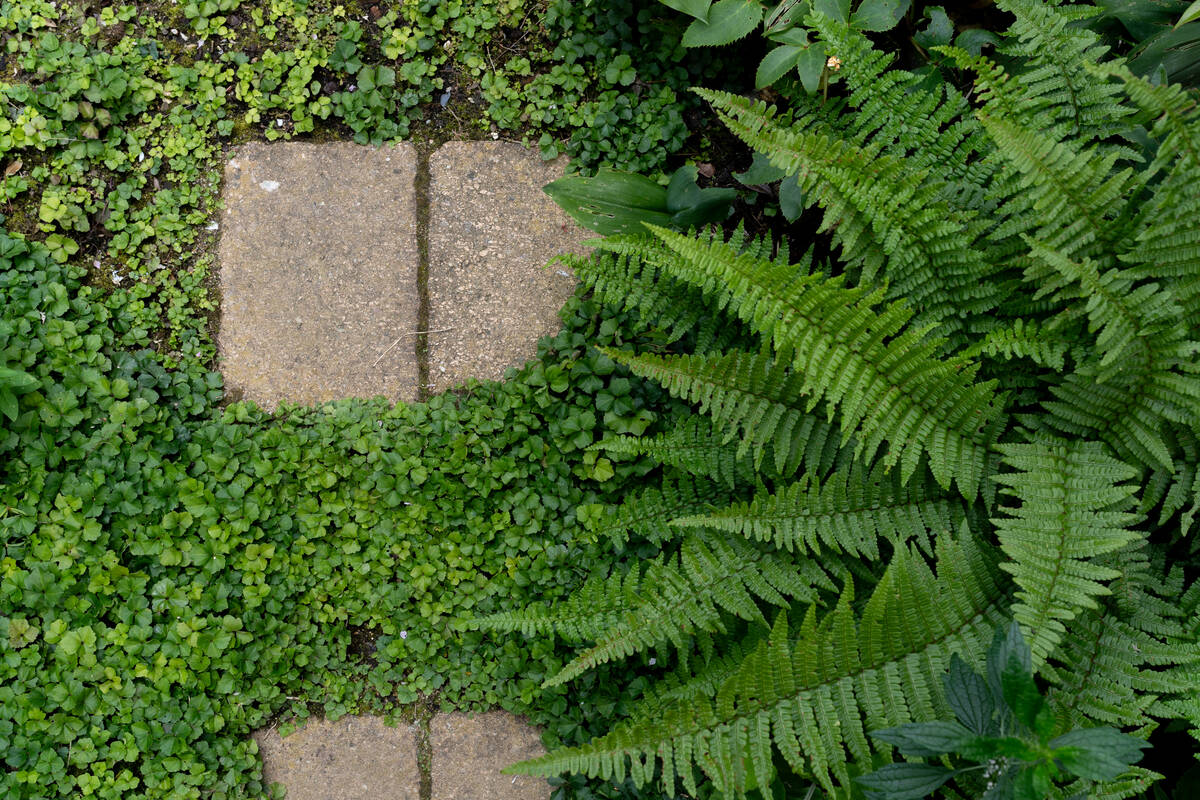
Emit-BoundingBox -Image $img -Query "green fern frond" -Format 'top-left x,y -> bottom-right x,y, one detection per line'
592,417 -> 758,489
540,530 -> 836,688
618,226 -> 1005,496
671,463 -> 963,560
583,474 -> 737,544
506,530 -> 1008,797
991,0 -> 1133,141
992,437 -> 1145,664
979,114 -> 1144,267
961,318 -> 1069,371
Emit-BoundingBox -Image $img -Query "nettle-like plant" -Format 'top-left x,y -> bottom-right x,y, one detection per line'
477,1 -> 1200,798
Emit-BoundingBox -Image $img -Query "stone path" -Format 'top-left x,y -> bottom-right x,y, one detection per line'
254,712 -> 549,800
218,140 -> 587,796
217,140 -> 589,410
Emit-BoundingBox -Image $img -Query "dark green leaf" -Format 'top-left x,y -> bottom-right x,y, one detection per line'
869,721 -> 975,757
543,172 -> 673,235
682,0 -> 763,47
765,0 -> 810,32
954,28 -> 1000,56
813,0 -> 849,23
1050,728 -> 1148,781
857,763 -> 956,800
853,0 -> 911,32
945,652 -> 996,735
914,7 -> 953,49
659,0 -> 713,21
734,152 -> 787,185
756,44 -> 805,88
779,175 -> 804,220
795,42 -> 827,92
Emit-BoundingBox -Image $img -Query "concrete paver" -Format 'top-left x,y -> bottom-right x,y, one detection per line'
217,142 -> 420,410
430,711 -> 551,800
254,715 -> 420,800
426,141 -> 589,393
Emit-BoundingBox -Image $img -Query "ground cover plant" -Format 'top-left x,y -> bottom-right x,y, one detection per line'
0,1 -> 742,798
483,1 -> 1200,798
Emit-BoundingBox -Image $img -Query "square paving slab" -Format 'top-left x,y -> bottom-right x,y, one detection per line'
430,711 -> 550,800
218,142 -> 420,409
254,715 -> 420,800
427,141 -> 590,393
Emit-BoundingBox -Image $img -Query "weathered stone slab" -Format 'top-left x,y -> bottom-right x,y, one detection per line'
427,141 -> 589,393
430,711 -> 550,800
218,142 -> 420,410
254,715 -> 420,800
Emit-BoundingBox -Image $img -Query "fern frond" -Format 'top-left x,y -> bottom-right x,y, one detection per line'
539,530 -> 837,688
992,437 -> 1145,664
671,463 -> 963,560
583,474 -> 737,545
961,318 -> 1068,371
697,88 -> 1002,339
616,226 -> 1005,496
507,530 -> 1008,797
979,114 -> 1144,267
592,417 -> 757,488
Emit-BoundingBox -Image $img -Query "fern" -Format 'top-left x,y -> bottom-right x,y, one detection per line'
592,416 -> 759,489
992,438 -> 1145,664
671,463 -> 962,560
582,473 -> 737,545
506,531 -> 1009,797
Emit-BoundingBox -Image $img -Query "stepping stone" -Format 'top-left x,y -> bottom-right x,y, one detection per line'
430,711 -> 550,800
427,141 -> 589,393
217,142 -> 420,410
254,715 -> 420,800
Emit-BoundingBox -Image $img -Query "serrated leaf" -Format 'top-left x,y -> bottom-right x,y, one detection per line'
660,0 -> 713,21
682,0 -> 763,47
945,652 -> 996,735
543,171 -> 672,235
857,763 -> 957,800
1049,728 -> 1148,781
853,0 -> 911,32
869,721 -> 975,757
756,44 -> 805,88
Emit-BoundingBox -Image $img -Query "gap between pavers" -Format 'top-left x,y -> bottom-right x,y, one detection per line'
254,712 -> 550,800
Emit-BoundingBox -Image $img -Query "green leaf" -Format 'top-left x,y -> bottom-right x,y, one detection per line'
1050,728 -> 1148,781
734,152 -> 787,185
813,0 -> 849,23
795,42 -> 827,92
543,171 -> 673,235
660,0 -> 713,21
853,0 -> 911,32
765,0 -> 810,33
0,367 -> 38,391
1178,0 -> 1200,28
756,44 -> 804,88
944,652 -> 996,735
682,0 -> 763,47
665,165 -> 737,228
914,6 -> 953,49
857,763 -> 957,800
869,721 -> 975,757
779,175 -> 804,221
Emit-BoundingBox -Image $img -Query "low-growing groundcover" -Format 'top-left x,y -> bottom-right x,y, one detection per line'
1,223 -> 695,799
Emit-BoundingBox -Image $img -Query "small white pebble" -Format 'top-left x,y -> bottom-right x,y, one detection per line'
276,119 -> 284,127
490,131 -> 499,140
206,222 -> 219,231
259,180 -> 280,192
110,270 -> 124,285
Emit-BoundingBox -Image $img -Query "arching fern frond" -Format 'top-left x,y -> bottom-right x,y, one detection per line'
506,530 -> 1008,798
616,226 -> 1005,496
478,529 -> 837,689
592,417 -> 758,489
671,463 -> 963,560
583,474 -> 736,545
961,318 -> 1068,371
697,88 -> 1001,339
992,437 -> 1145,665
